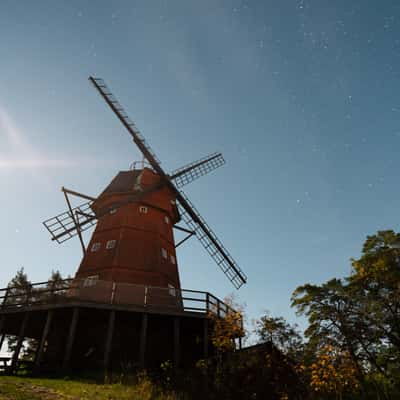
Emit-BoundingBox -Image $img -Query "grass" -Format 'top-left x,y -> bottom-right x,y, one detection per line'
0,375 -> 181,400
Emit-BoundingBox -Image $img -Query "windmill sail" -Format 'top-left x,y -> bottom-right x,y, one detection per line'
89,76 -> 247,289
170,152 -> 225,188
89,77 -> 163,174
177,191 -> 247,289
43,202 -> 96,243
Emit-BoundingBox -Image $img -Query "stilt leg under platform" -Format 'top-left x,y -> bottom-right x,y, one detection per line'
62,308 -> 79,373
34,310 -> 54,374
203,318 -> 209,359
139,313 -> 147,369
10,313 -> 29,373
173,317 -> 180,371
103,310 -> 115,379
0,315 -> 6,353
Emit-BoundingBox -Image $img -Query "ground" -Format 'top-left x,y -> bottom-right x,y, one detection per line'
0,376 -> 179,400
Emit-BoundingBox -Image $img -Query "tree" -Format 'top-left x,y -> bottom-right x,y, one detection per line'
5,268 -> 33,355
291,230 -> 400,397
349,230 -> 400,389
5,269 -> 67,360
5,267 -> 32,307
255,311 -> 303,361
209,296 -> 245,354
310,345 -> 359,399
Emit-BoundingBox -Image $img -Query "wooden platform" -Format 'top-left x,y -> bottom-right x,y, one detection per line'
0,279 -> 238,376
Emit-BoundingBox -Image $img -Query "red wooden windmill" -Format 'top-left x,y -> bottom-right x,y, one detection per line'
43,77 -> 247,294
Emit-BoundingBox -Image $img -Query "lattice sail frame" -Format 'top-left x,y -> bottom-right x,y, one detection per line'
177,191 -> 247,289
171,152 -> 225,188
43,202 -> 96,243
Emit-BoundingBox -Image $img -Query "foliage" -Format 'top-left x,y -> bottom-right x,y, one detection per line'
209,298 -> 245,353
309,345 -> 359,398
255,311 -> 303,361
292,230 -> 400,398
5,269 -> 66,359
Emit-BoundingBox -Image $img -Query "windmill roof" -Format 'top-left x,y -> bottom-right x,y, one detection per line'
100,170 -> 142,196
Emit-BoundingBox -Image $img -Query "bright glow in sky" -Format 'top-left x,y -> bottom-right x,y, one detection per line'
1,0 -> 400,335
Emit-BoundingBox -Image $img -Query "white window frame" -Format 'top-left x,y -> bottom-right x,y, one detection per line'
91,242 -> 101,252
164,216 -> 170,224
168,283 -> 176,297
161,248 -> 167,259
106,239 -> 117,249
170,255 -> 176,264
109,208 -> 117,214
83,275 -> 98,287
139,206 -> 148,214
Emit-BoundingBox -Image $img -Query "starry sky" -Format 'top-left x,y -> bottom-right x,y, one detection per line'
1,0 -> 400,336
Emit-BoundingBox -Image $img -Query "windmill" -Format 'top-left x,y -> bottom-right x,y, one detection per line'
43,77 -> 247,295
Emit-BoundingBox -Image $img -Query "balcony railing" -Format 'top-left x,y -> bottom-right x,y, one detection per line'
0,278 -> 237,320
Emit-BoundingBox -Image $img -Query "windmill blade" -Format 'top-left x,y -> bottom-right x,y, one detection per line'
170,152 -> 225,188
89,77 -> 165,176
176,191 -> 247,289
43,202 -> 97,244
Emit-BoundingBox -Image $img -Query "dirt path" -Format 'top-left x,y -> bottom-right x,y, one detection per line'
0,379 -> 73,400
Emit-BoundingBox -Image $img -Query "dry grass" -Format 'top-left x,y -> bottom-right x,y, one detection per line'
0,375 -> 182,400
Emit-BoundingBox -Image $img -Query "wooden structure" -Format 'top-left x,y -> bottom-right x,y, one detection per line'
0,279 -> 237,375
3,76 -> 247,375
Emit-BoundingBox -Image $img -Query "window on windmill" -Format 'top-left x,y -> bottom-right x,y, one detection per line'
106,240 -> 117,249
91,242 -> 101,252
170,255 -> 176,264
83,275 -> 98,287
168,283 -> 176,297
161,248 -> 168,259
139,206 -> 148,214
109,208 -> 117,215
165,216 -> 170,224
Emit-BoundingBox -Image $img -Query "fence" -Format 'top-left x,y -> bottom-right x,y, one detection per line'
0,278 -> 237,320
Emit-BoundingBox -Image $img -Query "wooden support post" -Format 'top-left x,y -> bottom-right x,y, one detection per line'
34,310 -> 54,374
62,308 -> 79,372
103,310 -> 115,374
0,334 -> 5,354
173,317 -> 180,371
139,313 -> 148,369
203,318 -> 209,359
10,312 -> 29,374
0,315 -> 6,353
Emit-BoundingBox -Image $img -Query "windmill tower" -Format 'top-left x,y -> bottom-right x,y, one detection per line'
44,77 -> 247,293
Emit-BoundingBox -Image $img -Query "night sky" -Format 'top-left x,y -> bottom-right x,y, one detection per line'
1,0 -> 400,336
